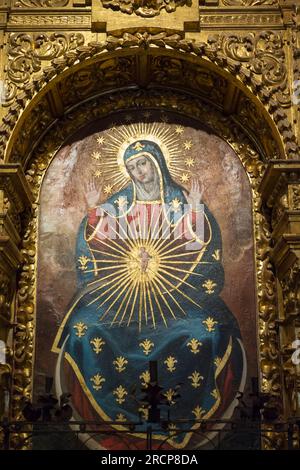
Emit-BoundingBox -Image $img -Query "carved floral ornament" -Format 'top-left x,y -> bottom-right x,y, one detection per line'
101,0 -> 192,17
6,86 -> 282,448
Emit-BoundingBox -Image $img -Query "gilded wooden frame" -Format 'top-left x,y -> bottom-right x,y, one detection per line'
0,30 -> 299,449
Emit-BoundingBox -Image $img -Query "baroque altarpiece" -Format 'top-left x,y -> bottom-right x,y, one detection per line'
0,0 -> 300,450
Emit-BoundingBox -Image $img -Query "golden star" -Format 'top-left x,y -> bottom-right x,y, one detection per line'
91,151 -> 101,161
184,140 -> 193,150
185,157 -> 195,167
175,126 -> 184,134
103,184 -> 113,195
97,136 -> 105,145
94,170 -> 102,178
180,173 -> 190,183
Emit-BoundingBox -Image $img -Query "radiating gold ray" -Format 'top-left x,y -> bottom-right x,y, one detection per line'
145,279 -> 156,329
100,275 -> 136,323
142,203 -> 147,241
86,267 -> 128,296
160,250 -> 205,260
124,211 -> 141,247
159,238 -> 202,258
96,272 -> 134,311
110,278 -> 135,325
138,278 -> 143,332
88,226 -> 130,257
119,278 -> 138,325
131,210 -> 142,245
87,269 -> 131,304
126,278 -> 140,327
142,279 -> 148,325
83,263 -> 127,274
87,270 -> 131,306
145,204 -> 165,249
151,277 -> 176,320
147,205 -> 173,251
89,248 -> 125,260
106,221 -> 137,252
88,223 -> 130,257
158,267 -> 198,291
159,263 -> 204,278
149,279 -> 168,327
152,212 -> 187,253
156,271 -> 202,309
151,273 -> 186,317
161,260 -> 213,264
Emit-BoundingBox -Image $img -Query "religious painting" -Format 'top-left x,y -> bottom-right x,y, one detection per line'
35,112 -> 257,450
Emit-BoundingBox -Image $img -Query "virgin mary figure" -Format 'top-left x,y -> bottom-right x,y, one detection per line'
52,139 -> 246,449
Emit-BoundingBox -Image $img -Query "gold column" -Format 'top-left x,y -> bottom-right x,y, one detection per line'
0,164 -> 33,428
260,160 -> 300,446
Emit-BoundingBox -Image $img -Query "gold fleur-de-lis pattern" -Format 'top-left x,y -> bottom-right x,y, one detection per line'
188,371 -> 204,389
139,339 -> 154,356
202,279 -> 217,294
73,322 -> 87,338
90,373 -> 105,390
164,388 -> 177,406
170,198 -> 182,213
78,256 -> 89,271
113,385 -> 128,404
168,423 -> 178,436
187,338 -> 202,354
164,356 -> 177,372
203,317 -> 218,332
113,356 -> 128,373
139,370 -> 151,387
192,405 -> 206,419
90,337 -> 105,354
212,249 -> 220,261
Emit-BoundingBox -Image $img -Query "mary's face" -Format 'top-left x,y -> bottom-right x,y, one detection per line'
126,155 -> 155,184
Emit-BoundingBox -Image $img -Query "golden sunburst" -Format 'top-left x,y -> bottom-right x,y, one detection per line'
83,205 -> 209,332
93,121 -> 187,193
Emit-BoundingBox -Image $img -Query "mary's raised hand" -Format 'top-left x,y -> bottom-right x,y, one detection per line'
183,179 -> 204,210
84,179 -> 101,209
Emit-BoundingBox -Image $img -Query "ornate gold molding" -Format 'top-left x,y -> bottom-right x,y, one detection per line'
259,161 -> 300,427
4,32 -> 85,107
1,29 -> 295,168
8,14 -> 91,28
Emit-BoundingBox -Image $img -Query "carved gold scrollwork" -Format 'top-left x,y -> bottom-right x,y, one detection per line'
4,33 -> 85,107
1,30 -> 296,166
101,0 -> 192,18
207,31 -> 289,107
